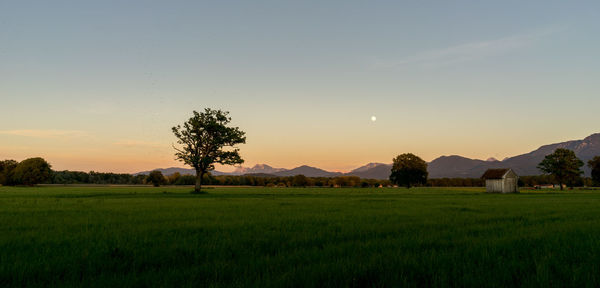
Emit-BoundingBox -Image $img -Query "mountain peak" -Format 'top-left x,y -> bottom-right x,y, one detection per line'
350,163 -> 387,173
232,164 -> 285,175
273,165 -> 342,177
251,164 -> 272,169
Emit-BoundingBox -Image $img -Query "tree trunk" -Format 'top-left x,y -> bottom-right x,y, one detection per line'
559,178 -> 563,191
195,170 -> 203,193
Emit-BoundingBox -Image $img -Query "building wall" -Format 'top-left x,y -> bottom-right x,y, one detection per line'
504,177 -> 517,193
486,179 -> 503,193
486,177 -> 518,193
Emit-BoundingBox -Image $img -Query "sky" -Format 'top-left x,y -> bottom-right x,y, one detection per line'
1,1 -> 600,173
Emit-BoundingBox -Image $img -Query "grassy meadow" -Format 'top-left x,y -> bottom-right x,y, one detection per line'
1,186 -> 600,287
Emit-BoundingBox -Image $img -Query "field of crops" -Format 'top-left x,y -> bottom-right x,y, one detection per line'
1,186 -> 600,287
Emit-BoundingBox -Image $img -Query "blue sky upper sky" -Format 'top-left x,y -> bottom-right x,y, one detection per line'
1,1 -> 599,173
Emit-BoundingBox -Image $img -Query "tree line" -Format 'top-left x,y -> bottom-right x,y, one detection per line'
145,171 -> 393,187
1,156 -> 599,188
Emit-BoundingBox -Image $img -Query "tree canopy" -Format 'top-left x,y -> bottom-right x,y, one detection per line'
0,160 -> 18,186
537,148 -> 583,190
147,170 -> 166,187
389,153 -> 428,188
172,109 -> 246,192
588,156 -> 600,186
11,157 -> 52,186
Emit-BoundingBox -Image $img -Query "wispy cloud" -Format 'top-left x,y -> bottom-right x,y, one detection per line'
0,129 -> 88,138
372,27 -> 563,69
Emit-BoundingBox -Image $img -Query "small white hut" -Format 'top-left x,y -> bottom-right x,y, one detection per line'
481,168 -> 519,193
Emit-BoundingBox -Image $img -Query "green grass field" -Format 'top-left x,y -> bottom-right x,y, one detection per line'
1,186 -> 600,287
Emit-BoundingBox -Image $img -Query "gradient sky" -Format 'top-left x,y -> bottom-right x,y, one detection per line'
1,1 -> 600,173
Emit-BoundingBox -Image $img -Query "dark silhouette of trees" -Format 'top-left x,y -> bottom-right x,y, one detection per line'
517,175 -> 557,188
44,170 -> 392,188
0,160 -> 18,186
167,172 -> 182,185
147,170 -> 166,187
426,178 -> 484,187
1,158 -> 509,189
11,157 -> 52,186
588,156 -> 600,186
50,171 -> 145,185
390,153 -> 428,188
537,148 -> 583,190
292,174 -> 309,187
172,109 -> 246,193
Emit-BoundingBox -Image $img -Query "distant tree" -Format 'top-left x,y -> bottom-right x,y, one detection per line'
11,158 -> 52,186
0,160 -> 19,186
175,175 -> 196,185
292,174 -> 309,187
588,156 -> 600,186
172,109 -> 246,193
390,153 -> 428,188
537,148 -> 583,190
254,177 -> 266,187
131,174 -> 146,185
147,170 -> 166,187
167,172 -> 182,185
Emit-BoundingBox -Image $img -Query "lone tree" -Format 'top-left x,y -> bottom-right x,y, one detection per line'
172,109 -> 246,193
390,153 -> 428,188
147,170 -> 166,187
588,156 -> 600,186
11,157 -> 52,186
537,148 -> 583,190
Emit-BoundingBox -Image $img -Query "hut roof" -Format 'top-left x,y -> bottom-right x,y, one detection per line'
481,168 -> 511,179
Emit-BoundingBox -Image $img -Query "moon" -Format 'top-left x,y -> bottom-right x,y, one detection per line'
371,116 -> 377,122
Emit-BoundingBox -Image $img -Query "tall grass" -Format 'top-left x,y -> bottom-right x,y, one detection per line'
1,186 -> 599,287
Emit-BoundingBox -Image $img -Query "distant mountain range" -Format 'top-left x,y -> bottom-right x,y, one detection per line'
136,133 -> 600,179
347,163 -> 393,179
269,165 -> 342,177
230,164 -> 286,175
428,133 -> 600,178
135,164 -> 342,178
